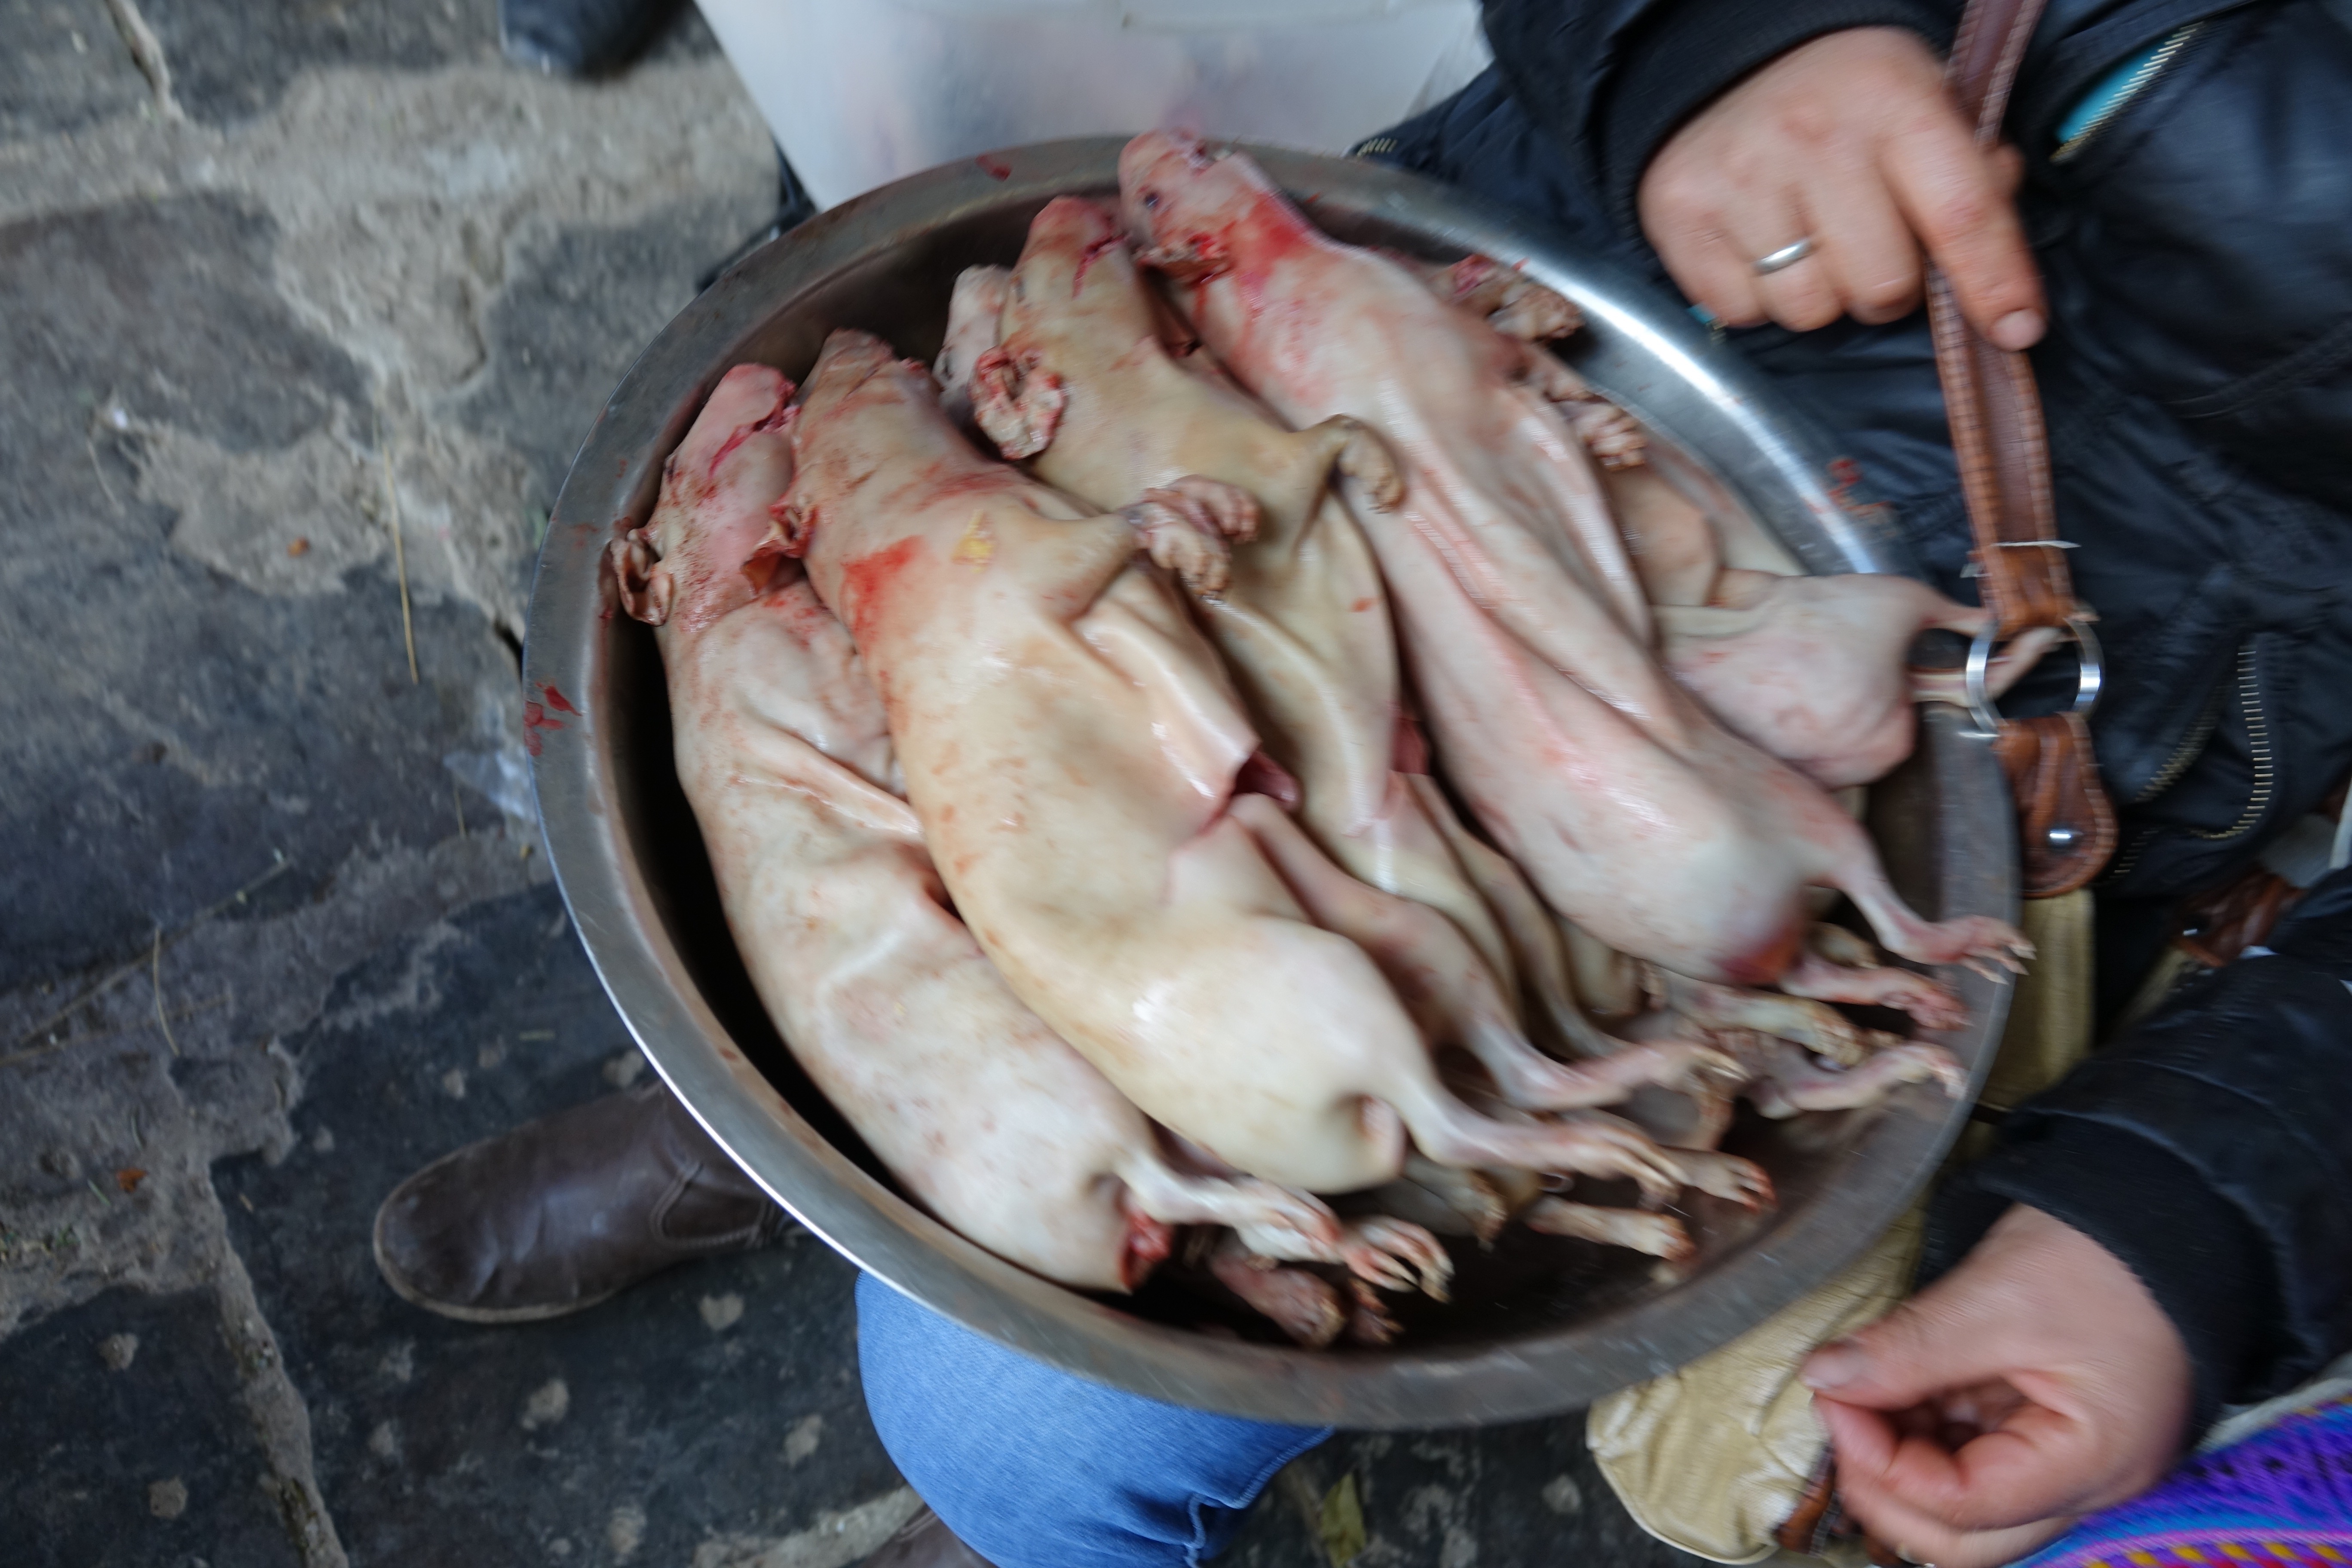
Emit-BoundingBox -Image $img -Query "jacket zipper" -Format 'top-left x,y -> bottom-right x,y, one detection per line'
2189,642 -> 2275,841
2103,642 -> 2272,882
2132,679 -> 2225,805
2052,23 -> 2205,163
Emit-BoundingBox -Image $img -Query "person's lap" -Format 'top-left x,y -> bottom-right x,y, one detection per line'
855,1274 -> 1329,1568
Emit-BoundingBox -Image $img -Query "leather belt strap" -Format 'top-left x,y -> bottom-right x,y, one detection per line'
1787,10 -> 2123,1556
1928,0 -> 2116,897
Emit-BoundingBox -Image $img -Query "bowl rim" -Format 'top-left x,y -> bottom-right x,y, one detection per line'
521,135 -> 2016,1428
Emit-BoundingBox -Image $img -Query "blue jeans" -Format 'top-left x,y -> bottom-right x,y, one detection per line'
855,1274 -> 1329,1568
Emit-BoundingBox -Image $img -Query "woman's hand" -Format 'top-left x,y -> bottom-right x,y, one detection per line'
1802,1204 -> 2192,1568
1638,28 -> 2045,348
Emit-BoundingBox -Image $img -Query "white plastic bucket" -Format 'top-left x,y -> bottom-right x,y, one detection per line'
695,0 -> 1490,209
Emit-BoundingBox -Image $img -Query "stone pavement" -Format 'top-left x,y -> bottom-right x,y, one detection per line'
0,5 -> 1709,1564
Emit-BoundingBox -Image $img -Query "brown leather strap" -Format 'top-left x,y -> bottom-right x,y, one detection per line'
1928,275 -> 2073,634
1948,0 -> 2045,139
1994,712 -> 2117,895
1935,0 -> 2071,636
1929,0 -> 2116,896
2174,867 -> 2303,969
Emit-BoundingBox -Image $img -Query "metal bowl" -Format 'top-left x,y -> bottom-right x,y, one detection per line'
524,138 -> 2015,1428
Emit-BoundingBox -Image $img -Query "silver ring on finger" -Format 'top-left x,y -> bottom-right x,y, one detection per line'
1752,236 -> 1816,275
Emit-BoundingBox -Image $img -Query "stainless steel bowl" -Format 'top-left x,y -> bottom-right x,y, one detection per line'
523,138 -> 2015,1428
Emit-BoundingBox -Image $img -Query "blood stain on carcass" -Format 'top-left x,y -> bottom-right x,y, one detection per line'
1720,922 -> 1804,989
975,154 -> 1013,181
539,683 -> 580,716
839,536 -> 923,640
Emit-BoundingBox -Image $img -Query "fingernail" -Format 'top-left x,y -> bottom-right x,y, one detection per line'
1802,1341 -> 1863,1390
1992,309 -> 2044,351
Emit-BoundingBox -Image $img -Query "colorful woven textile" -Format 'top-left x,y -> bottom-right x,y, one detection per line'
2016,1396 -> 2352,1567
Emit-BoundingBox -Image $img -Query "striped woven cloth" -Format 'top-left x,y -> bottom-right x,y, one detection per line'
2016,1396 -> 2352,1567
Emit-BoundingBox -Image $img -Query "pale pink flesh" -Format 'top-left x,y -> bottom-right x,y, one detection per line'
1406,774 -> 1617,1056
1608,1010 -> 1739,1152
1646,965 -> 1903,1068
1154,1130 -> 1454,1297
971,201 -> 1751,1115
1428,1075 -> 1756,1237
1392,1156 -> 1513,1243
1653,1146 -> 1776,1209
960,197 -> 1522,992
631,363 -> 1367,1295
1206,1237 -> 1346,1348
1523,1197 -> 1694,1261
1655,568 -> 1997,790
1779,947 -> 1970,1032
1738,1038 -> 1968,1119
1611,457 -> 2055,788
1118,133 -> 2029,990
934,264 -> 1011,431
781,329 -> 1692,1201
1234,793 -> 1736,1113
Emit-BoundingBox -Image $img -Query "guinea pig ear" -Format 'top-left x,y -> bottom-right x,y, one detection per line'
610,526 -> 673,627
971,346 -> 1066,461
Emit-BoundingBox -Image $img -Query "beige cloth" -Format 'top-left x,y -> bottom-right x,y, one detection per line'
1956,888 -> 2098,1163
1590,889 -> 2100,1561
1588,1209 -> 1926,1562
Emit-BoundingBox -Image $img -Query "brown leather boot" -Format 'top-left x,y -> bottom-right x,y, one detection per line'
373,1083 -> 791,1323
863,1507 -> 996,1568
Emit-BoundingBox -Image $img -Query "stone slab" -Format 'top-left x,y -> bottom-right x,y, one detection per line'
138,0 -> 499,126
138,0 -> 717,127
0,190 -> 515,994
217,885 -> 905,1566
0,0 -> 155,139
458,193 -> 778,534
0,1285 -> 303,1568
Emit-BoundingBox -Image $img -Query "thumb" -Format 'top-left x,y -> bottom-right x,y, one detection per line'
1801,1287 -> 2018,1410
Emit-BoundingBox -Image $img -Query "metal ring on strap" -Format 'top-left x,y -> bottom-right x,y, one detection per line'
1962,613 -> 2103,738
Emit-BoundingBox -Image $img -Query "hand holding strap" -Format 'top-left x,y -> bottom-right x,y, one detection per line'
1929,0 -> 2116,897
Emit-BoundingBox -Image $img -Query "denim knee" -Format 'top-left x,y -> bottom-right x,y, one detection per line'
855,1273 -> 1330,1568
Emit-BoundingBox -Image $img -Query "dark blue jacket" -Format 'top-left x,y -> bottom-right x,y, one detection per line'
1364,0 -> 2352,1430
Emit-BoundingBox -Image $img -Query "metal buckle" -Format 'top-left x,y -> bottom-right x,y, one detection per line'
1962,614 -> 2102,739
